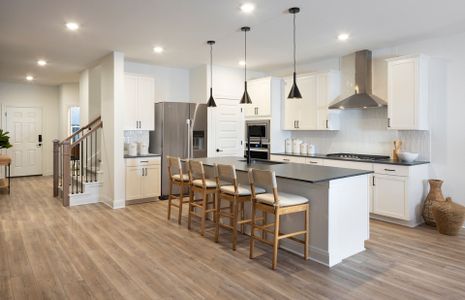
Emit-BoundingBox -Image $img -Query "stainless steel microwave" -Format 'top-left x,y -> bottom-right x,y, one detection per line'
245,120 -> 270,143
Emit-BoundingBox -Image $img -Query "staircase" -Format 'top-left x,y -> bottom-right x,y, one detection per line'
53,116 -> 103,206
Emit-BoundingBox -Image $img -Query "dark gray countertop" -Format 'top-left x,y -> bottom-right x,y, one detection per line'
271,152 -> 430,166
124,153 -> 161,159
190,156 -> 372,184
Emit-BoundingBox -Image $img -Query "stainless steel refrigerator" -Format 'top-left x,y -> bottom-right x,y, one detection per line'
149,102 -> 207,198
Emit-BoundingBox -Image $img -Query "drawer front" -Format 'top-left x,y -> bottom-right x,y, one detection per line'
126,157 -> 161,167
373,164 -> 409,176
270,155 -> 305,164
323,159 -> 374,171
305,158 -> 325,165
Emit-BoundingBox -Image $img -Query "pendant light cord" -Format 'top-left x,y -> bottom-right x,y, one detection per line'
244,30 -> 247,82
293,12 -> 296,73
210,44 -> 213,89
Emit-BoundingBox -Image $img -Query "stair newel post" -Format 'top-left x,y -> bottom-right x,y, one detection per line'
53,139 -> 60,197
86,133 -> 88,183
62,140 -> 71,207
80,140 -> 84,193
90,131 -> 93,182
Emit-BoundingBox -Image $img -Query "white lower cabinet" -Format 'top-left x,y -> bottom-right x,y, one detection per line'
268,154 -> 428,226
372,174 -> 408,220
125,157 -> 161,202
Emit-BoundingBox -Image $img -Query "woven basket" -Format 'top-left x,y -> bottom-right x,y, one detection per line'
432,198 -> 465,236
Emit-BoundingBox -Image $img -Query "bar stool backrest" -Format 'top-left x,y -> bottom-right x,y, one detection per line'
167,156 -> 183,179
248,168 -> 278,204
188,160 -> 206,186
216,164 -> 237,192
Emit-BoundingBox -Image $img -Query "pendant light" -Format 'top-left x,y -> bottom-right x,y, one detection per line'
240,26 -> 252,104
206,40 -> 217,107
288,7 -> 302,99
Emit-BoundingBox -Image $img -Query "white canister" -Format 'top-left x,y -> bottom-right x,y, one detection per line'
308,144 -> 316,155
138,142 -> 148,156
128,143 -> 137,156
300,143 -> 308,155
292,139 -> 302,154
285,138 -> 293,153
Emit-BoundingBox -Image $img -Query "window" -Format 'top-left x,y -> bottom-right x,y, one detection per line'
69,106 -> 80,142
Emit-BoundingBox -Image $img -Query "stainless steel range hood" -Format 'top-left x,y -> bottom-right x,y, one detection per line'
329,50 -> 386,110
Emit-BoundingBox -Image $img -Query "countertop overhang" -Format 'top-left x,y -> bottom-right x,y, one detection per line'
190,157 -> 373,184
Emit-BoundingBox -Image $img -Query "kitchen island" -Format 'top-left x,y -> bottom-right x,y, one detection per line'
191,157 -> 373,267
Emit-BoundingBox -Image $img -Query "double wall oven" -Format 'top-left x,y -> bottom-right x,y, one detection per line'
245,120 -> 270,160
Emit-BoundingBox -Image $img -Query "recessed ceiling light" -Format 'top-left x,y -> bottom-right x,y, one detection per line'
238,60 -> 246,66
37,59 -> 47,66
26,75 -> 34,81
153,46 -> 164,54
66,22 -> 80,31
337,33 -> 350,41
240,3 -> 255,13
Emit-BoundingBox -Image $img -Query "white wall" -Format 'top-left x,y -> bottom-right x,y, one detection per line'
0,81 -> 59,176
89,65 -> 102,120
58,83 -> 79,140
271,32 -> 465,206
98,52 -> 125,209
125,60 -> 189,102
79,70 -> 89,125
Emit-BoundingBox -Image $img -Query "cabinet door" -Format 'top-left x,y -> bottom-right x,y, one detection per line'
297,75 -> 318,130
283,78 -> 302,130
137,76 -> 155,130
373,174 -> 408,220
124,75 -> 139,130
387,58 -> 417,129
126,166 -> 142,200
245,78 -> 271,117
141,166 -> 161,198
316,73 -> 340,130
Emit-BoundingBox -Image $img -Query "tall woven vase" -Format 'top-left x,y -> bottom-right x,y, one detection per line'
422,179 -> 446,226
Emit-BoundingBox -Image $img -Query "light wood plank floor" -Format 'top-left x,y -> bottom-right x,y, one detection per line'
1,176 -> 464,299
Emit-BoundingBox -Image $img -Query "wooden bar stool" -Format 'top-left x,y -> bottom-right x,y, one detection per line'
167,156 -> 190,224
214,164 -> 265,250
187,160 -> 217,236
248,168 -> 309,270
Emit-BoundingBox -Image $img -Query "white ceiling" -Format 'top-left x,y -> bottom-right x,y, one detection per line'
1,0 -> 465,85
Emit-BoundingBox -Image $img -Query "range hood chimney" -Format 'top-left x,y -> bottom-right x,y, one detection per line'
329,50 -> 386,110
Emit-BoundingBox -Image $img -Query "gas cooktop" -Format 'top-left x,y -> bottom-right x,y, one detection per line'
326,153 -> 390,161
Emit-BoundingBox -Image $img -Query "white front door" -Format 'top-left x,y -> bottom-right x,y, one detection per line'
5,107 -> 43,176
208,98 -> 244,157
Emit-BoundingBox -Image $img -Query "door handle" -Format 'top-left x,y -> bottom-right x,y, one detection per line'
387,118 -> 391,128
326,119 -> 329,129
216,148 -> 223,153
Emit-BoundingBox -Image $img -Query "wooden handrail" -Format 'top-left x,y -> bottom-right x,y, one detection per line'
63,116 -> 102,143
71,121 -> 103,147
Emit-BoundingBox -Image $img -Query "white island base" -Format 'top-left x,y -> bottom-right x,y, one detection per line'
205,166 -> 370,268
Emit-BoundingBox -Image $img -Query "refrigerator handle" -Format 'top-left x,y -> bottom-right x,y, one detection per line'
186,118 -> 191,159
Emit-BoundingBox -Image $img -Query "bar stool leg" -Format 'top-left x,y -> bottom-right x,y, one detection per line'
261,211 -> 267,240
200,190 -> 207,236
167,181 -> 173,220
232,200 -> 239,250
215,192 -> 221,243
178,184 -> 184,225
304,205 -> 309,260
272,211 -> 280,270
188,187 -> 194,230
240,201 -> 245,234
249,203 -> 256,259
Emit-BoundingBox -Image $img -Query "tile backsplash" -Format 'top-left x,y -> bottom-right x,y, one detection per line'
290,108 -> 431,161
124,130 -> 150,145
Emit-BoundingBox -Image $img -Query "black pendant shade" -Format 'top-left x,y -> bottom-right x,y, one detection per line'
288,7 -> 302,99
240,81 -> 252,104
288,72 -> 302,98
206,40 -> 217,107
239,26 -> 252,104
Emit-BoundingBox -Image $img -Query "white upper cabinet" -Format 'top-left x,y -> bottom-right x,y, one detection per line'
124,73 -> 155,130
283,71 -> 340,130
244,77 -> 272,118
386,55 -> 429,130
